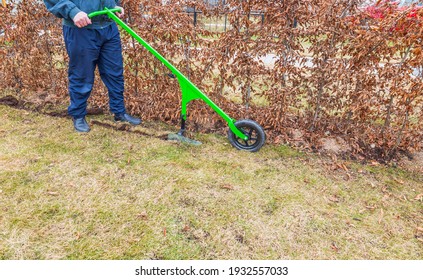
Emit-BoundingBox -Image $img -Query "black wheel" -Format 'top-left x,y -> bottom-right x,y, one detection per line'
228,119 -> 266,152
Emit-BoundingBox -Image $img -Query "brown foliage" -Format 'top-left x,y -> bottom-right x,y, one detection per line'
1,0 -> 422,161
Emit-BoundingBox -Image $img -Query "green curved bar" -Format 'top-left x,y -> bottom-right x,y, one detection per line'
88,8 -> 122,19
89,8 -> 248,140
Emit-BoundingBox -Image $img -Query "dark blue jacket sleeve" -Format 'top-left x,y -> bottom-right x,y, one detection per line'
43,0 -> 81,20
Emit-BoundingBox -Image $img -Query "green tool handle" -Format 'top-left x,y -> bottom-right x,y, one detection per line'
88,8 -> 248,140
88,8 -> 122,19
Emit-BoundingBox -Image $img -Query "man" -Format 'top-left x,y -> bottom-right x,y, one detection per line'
43,0 -> 141,132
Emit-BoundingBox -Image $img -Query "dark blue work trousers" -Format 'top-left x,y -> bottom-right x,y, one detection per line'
63,23 -> 125,119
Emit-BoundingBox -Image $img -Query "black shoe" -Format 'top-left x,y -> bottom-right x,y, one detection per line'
114,113 -> 141,125
72,117 -> 90,133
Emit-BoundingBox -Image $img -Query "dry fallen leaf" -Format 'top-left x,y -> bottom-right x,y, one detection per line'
221,184 -> 234,190
329,195 -> 340,203
330,242 -> 339,252
46,191 -> 59,196
378,208 -> 384,224
393,178 -> 404,184
137,212 -> 148,220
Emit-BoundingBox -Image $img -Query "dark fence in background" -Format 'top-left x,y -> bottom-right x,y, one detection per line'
189,9 -> 265,32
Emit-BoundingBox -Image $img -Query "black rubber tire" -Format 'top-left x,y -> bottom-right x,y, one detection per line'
228,119 -> 266,152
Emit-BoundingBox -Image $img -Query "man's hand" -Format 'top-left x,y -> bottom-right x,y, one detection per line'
115,6 -> 124,18
73,11 -> 92,28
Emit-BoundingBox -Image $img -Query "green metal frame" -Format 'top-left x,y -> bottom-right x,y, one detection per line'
88,8 -> 247,140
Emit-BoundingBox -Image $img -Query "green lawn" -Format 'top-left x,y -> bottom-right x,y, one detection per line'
0,105 -> 422,260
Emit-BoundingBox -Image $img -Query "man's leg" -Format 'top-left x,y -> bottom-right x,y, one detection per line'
98,24 -> 141,125
97,23 -> 125,115
63,26 -> 99,121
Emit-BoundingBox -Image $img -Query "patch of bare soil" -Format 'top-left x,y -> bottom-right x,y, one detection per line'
319,137 -> 352,155
399,152 -> 423,174
0,95 -> 102,118
0,95 -> 19,107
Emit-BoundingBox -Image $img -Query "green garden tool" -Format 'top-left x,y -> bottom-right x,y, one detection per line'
89,8 -> 266,152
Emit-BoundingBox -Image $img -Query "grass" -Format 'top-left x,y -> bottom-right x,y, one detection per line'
0,104 -> 422,260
